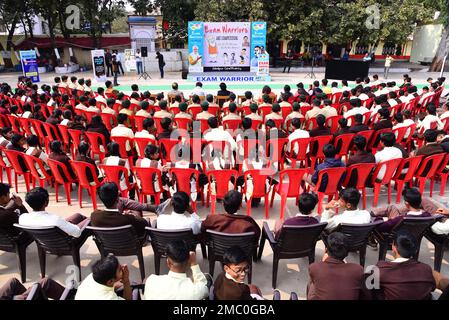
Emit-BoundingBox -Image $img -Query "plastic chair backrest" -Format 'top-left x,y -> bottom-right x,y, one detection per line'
314,167 -> 346,194
70,160 -> 102,187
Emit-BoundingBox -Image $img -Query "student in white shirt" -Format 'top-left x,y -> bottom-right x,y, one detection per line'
431,207 -> 449,235
135,117 -> 156,140
21,104 -> 32,118
287,118 -> 310,153
102,98 -> 117,116
191,81 -> 206,97
135,101 -> 151,117
144,240 -> 209,300
203,117 -> 237,152
374,132 -> 403,180
393,111 -> 414,139
418,103 -> 444,131
439,102 -> 449,121
344,98 -> 369,119
19,187 -> 88,238
156,191 -> 202,235
75,255 -> 132,300
321,188 -> 371,231
111,114 -> 134,151
60,110 -> 72,126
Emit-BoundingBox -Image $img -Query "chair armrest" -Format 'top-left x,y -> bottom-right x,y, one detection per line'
263,221 -> 276,245
272,290 -> 281,300
290,292 -> 299,300
79,219 -> 91,233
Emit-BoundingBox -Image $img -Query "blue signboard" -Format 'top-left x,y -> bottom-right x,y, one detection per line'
19,50 -> 40,83
188,21 -> 204,72
250,22 -> 267,72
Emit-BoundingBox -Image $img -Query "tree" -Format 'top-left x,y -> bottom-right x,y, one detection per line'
430,0 -> 449,72
129,0 -> 155,16
0,0 -> 27,50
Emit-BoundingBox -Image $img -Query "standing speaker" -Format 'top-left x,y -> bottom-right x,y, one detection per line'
181,71 -> 188,79
141,47 -> 148,57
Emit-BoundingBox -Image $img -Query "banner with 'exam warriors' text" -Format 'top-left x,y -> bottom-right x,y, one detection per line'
20,50 -> 40,83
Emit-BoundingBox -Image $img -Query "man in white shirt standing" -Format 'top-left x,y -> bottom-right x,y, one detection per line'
144,240 -> 209,300
320,188 -> 371,231
156,191 -> 202,235
19,187 -> 89,238
374,132 -> 403,180
76,255 -> 132,300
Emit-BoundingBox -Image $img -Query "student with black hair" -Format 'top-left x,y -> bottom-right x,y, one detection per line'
305,99 -> 325,120
416,129 -> 444,158
111,113 -> 134,152
374,132 -> 403,180
75,141 -> 99,183
284,102 -> 304,129
118,100 -> 134,117
67,115 -> 86,131
195,101 -> 214,120
75,255 -> 132,300
309,114 -> 331,137
245,103 -> 263,122
222,102 -> 241,122
373,107 -> 393,131
156,191 -> 201,235
144,240 -> 209,300
348,113 -> 370,133
75,95 -> 88,111
135,100 -> 151,117
26,134 -> 49,165
374,231 -> 435,300
86,98 -> 100,113
0,183 -> 28,236
154,100 -> 173,119
203,116 -> 238,151
347,135 -> 375,167
19,187 -> 88,237
375,188 -> 432,233
201,190 -> 260,239
307,232 -> 367,300
213,245 -> 263,300
87,115 -> 111,145
0,127 -> 13,148
265,103 -> 283,122
157,117 -> 174,140
418,103 -> 444,131
135,117 -> 156,140
321,188 -> 371,231
273,192 -> 319,238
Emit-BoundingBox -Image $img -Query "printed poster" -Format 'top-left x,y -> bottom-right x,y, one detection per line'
19,50 -> 40,83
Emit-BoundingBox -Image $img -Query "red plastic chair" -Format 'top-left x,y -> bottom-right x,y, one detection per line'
265,138 -> 288,171
270,168 -> 308,219
111,136 -> 134,160
342,163 -> 376,209
325,115 -> 342,133
42,122 -> 63,145
355,130 -> 374,147
392,156 -> 424,203
300,106 -> 313,117
159,139 -> 184,164
3,149 -> 31,193
223,119 -> 242,131
304,118 -> 318,131
133,167 -> 163,204
47,159 -> 76,205
169,168 -> 204,211
6,115 -> 21,133
29,119 -> 49,150
286,137 -> 312,168
98,164 -> 136,198
70,160 -> 105,210
85,131 -> 107,161
134,137 -> 157,159
436,153 -> 449,196
18,118 -> 34,136
308,167 -> 346,214
153,117 -> 165,135
0,148 -> 13,186
333,133 -> 355,162
413,153 -> 445,197
188,106 -> 202,119
23,154 -> 52,188
258,106 -> 272,120
84,110 -> 99,123
208,105 -> 220,118
280,106 -> 293,120
197,118 -> 210,133
174,117 -> 193,131
206,169 -> 238,215
371,158 -> 402,207
368,128 -> 392,153
100,113 -> 118,132
243,169 -> 274,218
68,129 -> 85,158
392,126 -> 408,145
134,115 -> 147,132
310,135 -> 334,171
249,119 -> 263,130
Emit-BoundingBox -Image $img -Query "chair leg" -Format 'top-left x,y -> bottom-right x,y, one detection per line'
378,241 -> 388,261
440,174 -> 448,196
200,242 -> 207,260
430,178 -> 434,198
264,194 -> 269,219
270,188 -> 276,208
248,262 -> 253,284
14,173 -> 18,193
64,183 -> 71,205
209,257 -> 215,277
280,194 -> 287,220
54,182 -> 59,202
434,244 -> 443,272
137,250 -> 145,281
37,246 -> 46,278
362,188 -> 367,210
396,180 -> 404,204
373,183 -> 380,207
90,186 -> 98,210
257,230 -> 267,261
272,255 -> 279,289
16,244 -> 27,283
72,249 -> 82,282
211,195 -> 216,215
317,192 -> 324,215
246,196 -> 253,216
154,253 -> 161,275
24,173 -> 31,192
387,183 -> 391,204
359,246 -> 367,267
78,186 -> 83,208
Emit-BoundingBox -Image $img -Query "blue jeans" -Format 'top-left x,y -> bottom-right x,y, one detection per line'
136,61 -> 143,74
159,65 -> 164,78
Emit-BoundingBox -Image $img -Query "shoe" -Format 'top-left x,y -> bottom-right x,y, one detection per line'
367,236 -> 378,249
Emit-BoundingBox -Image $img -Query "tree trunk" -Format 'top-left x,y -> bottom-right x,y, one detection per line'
6,16 -> 18,50
430,27 -> 449,72
26,15 -> 34,38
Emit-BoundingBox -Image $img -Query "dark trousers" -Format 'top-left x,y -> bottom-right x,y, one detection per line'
0,277 -> 65,300
117,62 -> 125,75
283,60 -> 292,73
136,61 -> 143,75
106,63 -> 112,77
159,65 -> 164,78
113,71 -> 119,86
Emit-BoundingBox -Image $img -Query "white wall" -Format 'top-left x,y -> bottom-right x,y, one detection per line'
410,24 -> 444,63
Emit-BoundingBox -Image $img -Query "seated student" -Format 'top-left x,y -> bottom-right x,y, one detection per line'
195,101 -> 214,120
242,91 -> 255,107
102,142 -> 134,197
265,103 -> 283,122
273,192 -> 319,239
373,231 -> 436,300
67,115 -> 86,131
118,100 -> 134,117
415,129 -> 444,157
86,98 -> 100,113
284,102 -> 304,129
213,246 -> 263,300
87,115 -> 111,145
111,113 -> 134,151
0,277 -> 66,300
418,103 -> 444,131
373,108 -> 393,131
333,117 -> 351,137
144,240 -> 209,300
375,188 -> 432,233
102,98 -> 117,115
75,95 -> 89,111
76,255 -> 132,300
75,142 -> 99,183
135,116 -> 156,139
201,190 -> 261,240
154,100 -> 173,119
307,232 -> 367,300
222,102 -> 241,122
203,117 -> 238,151
265,119 -> 288,141
223,93 -> 238,109
135,100 -> 151,117
303,144 -> 345,191
0,127 -> 13,148
374,132 -> 403,180
174,102 -> 193,120
321,99 -> 338,118
347,135 -> 376,166
90,182 -> 150,238
246,103 -> 263,122
0,183 -> 28,236
287,118 -> 310,153
7,133 -> 26,153
21,104 -> 33,119
156,191 -> 201,235
321,188 -> 371,231
310,114 -> 331,137
19,187 -> 88,238
48,140 -> 77,181
348,113 -> 370,133
305,99 -> 325,120
60,110 -> 72,126
26,134 -> 49,165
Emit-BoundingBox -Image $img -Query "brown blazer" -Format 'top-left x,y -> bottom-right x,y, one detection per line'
213,272 -> 253,300
375,259 -> 436,300
307,257 -> 366,300
90,209 -> 149,238
201,212 -> 261,240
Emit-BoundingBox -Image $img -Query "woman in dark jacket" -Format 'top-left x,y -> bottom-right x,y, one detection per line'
86,115 -> 111,144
